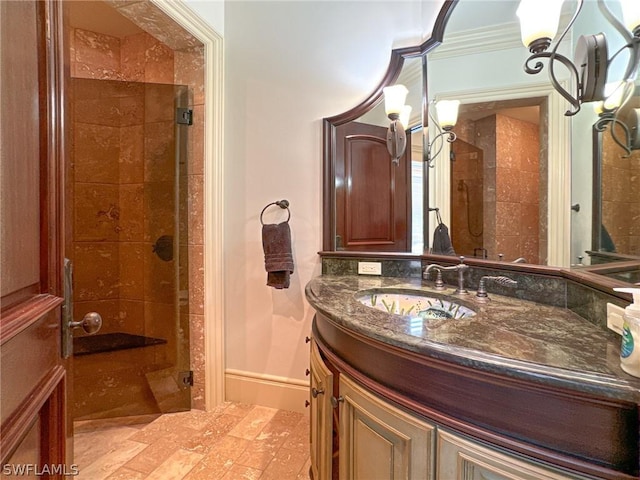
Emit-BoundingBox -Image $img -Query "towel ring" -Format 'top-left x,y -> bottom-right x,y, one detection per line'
260,199 -> 290,225
429,207 -> 444,226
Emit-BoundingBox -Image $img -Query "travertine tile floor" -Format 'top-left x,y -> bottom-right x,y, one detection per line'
73,402 -> 311,480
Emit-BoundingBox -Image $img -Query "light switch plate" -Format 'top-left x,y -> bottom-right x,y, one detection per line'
607,303 -> 625,336
358,261 -> 382,275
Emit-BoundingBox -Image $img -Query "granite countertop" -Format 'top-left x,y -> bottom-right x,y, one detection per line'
306,275 -> 640,403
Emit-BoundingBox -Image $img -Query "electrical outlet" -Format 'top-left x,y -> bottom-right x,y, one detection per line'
607,303 -> 625,335
358,261 -> 382,275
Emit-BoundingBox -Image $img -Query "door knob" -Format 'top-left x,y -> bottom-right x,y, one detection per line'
70,312 -> 102,335
62,259 -> 103,358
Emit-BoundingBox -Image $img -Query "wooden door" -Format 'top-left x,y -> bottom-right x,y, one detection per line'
335,122 -> 412,251
1,0 -> 73,475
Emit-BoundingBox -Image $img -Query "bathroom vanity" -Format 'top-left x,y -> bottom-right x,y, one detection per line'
312,0 -> 640,476
305,273 -> 640,480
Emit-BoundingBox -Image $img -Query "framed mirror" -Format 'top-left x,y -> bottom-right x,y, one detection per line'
322,0 -> 640,273
426,1 -> 569,266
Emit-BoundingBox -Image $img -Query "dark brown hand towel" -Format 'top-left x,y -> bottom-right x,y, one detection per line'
262,222 -> 294,289
432,223 -> 456,256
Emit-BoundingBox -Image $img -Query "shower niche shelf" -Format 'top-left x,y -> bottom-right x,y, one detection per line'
73,332 -> 167,356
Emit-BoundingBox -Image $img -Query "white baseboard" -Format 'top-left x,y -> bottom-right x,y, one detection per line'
225,369 -> 310,414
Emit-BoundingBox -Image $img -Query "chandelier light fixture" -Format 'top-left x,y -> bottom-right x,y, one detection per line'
516,0 -> 640,116
427,99 -> 460,167
383,84 -> 412,165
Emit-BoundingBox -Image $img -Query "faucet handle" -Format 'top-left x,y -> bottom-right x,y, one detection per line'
491,276 -> 517,287
475,275 -> 518,303
433,269 -> 445,291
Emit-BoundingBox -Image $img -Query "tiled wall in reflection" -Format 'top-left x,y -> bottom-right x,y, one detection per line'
495,114 -> 540,265
602,120 -> 640,256
455,114 -> 541,264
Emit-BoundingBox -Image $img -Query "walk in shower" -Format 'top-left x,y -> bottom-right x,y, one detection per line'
450,110 -> 542,264
67,77 -> 191,419
451,139 -> 485,257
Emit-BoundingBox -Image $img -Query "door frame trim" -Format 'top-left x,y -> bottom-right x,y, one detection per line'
151,0 -> 225,408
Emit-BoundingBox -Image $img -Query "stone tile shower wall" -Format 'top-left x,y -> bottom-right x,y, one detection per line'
457,115 -> 541,263
494,114 -> 540,264
69,17 -> 206,416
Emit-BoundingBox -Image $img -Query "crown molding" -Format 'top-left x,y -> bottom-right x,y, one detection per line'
428,22 -> 522,60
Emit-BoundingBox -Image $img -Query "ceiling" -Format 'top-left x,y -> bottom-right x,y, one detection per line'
68,1 -> 143,38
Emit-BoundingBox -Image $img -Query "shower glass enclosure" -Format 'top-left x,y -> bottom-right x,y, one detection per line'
68,78 -> 191,420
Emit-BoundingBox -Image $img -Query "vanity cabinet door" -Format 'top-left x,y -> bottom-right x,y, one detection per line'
437,430 -> 591,480
310,339 -> 334,480
339,375 -> 435,480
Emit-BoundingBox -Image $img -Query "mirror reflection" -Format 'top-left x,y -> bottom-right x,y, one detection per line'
325,0 -> 640,269
569,0 -> 640,266
447,99 -> 544,263
590,80 -> 640,263
333,56 -> 425,253
426,0 -> 577,266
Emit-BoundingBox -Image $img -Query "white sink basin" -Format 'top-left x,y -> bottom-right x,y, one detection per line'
356,290 -> 475,320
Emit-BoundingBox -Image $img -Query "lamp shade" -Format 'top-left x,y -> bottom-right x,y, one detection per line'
593,101 -> 605,116
516,0 -> 565,49
602,80 -> 633,111
435,100 -> 460,129
383,85 -> 409,116
621,0 -> 640,34
399,105 -> 412,128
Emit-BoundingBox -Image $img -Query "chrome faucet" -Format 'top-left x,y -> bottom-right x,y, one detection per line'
423,256 -> 469,294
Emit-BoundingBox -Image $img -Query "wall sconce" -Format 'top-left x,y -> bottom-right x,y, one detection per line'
383,84 -> 411,165
627,107 -> 640,148
427,99 -> 460,167
517,0 -> 640,116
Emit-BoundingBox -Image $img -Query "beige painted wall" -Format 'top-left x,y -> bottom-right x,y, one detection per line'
182,1 -> 446,387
